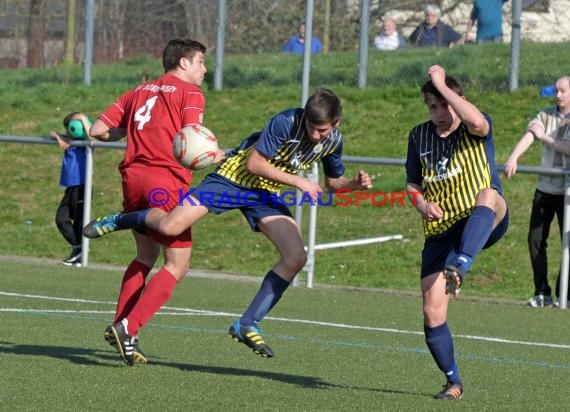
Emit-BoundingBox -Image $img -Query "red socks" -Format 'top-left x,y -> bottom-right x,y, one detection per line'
114,260 -> 151,323
124,268 -> 177,336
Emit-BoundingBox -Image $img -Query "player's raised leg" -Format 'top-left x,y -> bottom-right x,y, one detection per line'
83,196 -> 209,239
82,209 -> 152,238
444,189 -> 508,298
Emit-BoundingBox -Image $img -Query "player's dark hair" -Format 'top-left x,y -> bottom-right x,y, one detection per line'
162,39 -> 207,72
304,87 -> 342,124
421,76 -> 464,104
63,112 -> 81,129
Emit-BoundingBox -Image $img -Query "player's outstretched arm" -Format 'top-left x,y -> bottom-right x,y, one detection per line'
89,119 -> 126,142
504,131 -> 535,178
325,170 -> 372,191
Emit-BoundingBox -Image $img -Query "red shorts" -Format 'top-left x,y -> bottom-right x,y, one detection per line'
121,165 -> 192,248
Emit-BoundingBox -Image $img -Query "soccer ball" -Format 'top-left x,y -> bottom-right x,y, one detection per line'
173,124 -> 219,170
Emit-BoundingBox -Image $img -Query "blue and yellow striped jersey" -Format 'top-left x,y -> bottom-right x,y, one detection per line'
406,113 -> 502,237
216,108 -> 345,193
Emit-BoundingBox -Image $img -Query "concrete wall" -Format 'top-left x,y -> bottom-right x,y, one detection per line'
375,0 -> 569,43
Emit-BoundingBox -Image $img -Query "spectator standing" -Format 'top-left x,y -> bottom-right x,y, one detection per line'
466,0 -> 507,44
409,4 -> 462,48
373,16 -> 406,51
282,22 -> 323,55
504,76 -> 570,307
49,112 -> 92,267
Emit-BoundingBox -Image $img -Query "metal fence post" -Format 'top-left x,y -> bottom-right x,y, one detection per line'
509,0 -> 521,92
301,0 -> 314,105
304,161 -> 320,288
214,0 -> 226,91
292,171 -> 305,288
559,171 -> 570,308
80,143 -> 94,267
357,0 -> 370,89
83,0 -> 95,86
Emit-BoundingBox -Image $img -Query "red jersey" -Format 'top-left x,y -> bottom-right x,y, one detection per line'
98,73 -> 205,184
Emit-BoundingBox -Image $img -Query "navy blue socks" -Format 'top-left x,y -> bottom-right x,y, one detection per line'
453,206 -> 495,275
240,270 -> 290,326
116,209 -> 151,232
425,322 -> 462,385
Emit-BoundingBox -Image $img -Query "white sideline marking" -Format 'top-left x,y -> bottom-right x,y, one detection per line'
2,290 -> 570,350
0,308 -> 226,316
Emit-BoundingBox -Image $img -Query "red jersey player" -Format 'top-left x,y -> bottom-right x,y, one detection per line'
89,39 -> 220,365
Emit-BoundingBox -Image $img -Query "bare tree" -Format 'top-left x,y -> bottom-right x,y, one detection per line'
27,0 -> 46,68
62,0 -> 76,64
96,0 -> 127,62
182,0 -> 217,47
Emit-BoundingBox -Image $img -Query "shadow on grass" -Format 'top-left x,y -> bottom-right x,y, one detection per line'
159,359 -> 341,389
0,341 -> 118,366
153,360 -> 433,397
0,341 -> 430,397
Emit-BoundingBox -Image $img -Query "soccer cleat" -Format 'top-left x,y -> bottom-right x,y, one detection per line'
434,382 -> 464,400
106,321 -> 138,366
527,294 -> 553,308
229,320 -> 274,358
104,325 -> 148,364
82,214 -> 121,239
444,265 -> 463,299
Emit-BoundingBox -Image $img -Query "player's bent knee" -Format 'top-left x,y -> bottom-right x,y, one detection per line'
281,250 -> 307,274
423,308 -> 446,326
475,188 -> 494,202
290,250 -> 308,272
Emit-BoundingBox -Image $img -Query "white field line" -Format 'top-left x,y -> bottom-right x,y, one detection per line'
2,290 -> 570,350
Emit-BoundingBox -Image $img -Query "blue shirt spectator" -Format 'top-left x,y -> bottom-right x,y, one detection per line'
466,0 -> 507,44
282,23 -> 323,55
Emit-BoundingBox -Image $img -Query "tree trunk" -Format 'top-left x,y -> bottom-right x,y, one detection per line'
27,0 -> 46,68
63,0 -> 77,65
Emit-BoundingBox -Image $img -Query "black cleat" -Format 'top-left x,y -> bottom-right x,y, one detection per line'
229,320 -> 274,358
106,321 -> 138,366
434,382 -> 464,400
104,324 -> 148,365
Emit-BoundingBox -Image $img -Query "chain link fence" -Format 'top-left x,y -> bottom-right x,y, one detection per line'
0,0 -> 566,88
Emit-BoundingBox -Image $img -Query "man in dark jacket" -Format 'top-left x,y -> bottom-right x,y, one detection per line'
409,4 -> 462,47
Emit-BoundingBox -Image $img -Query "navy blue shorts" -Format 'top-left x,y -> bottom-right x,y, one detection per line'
186,173 -> 292,232
420,209 -> 509,278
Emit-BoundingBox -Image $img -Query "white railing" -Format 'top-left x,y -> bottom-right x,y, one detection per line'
1,135 -> 569,307
293,162 -> 403,289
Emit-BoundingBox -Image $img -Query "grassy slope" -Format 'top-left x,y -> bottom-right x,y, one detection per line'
0,42 -> 568,301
